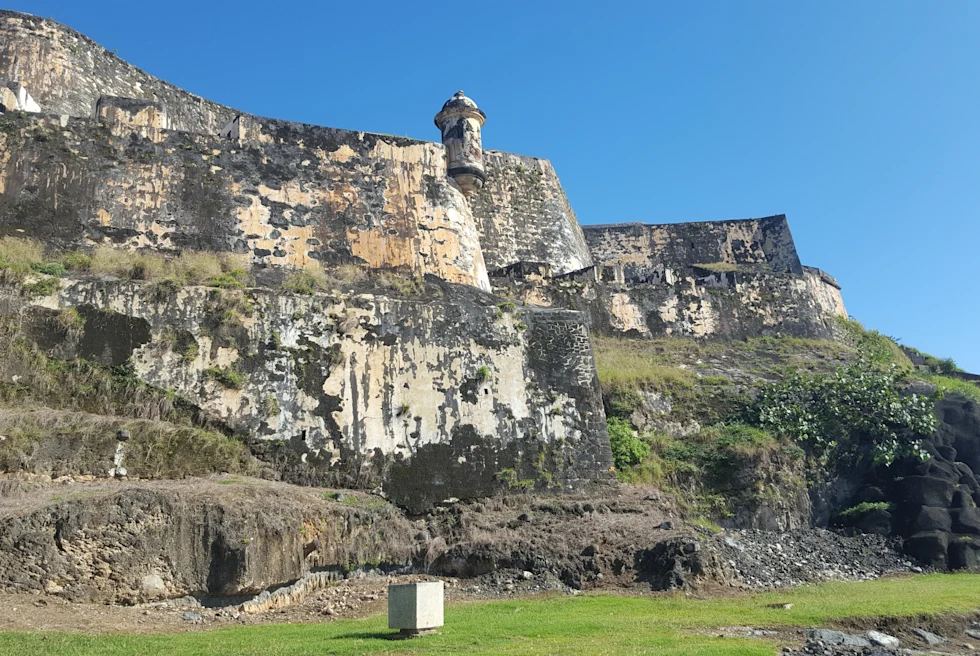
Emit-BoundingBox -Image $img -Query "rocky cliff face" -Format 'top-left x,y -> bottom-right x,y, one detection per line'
840,392 -> 980,570
0,479 -> 417,603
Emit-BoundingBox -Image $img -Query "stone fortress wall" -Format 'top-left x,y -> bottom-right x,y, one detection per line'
584,215 -> 803,283
571,216 -> 847,339
0,11 -> 592,285
0,11 -> 614,507
0,10 -> 849,505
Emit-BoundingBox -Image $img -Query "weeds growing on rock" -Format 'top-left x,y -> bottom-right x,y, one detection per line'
87,246 -> 251,288
205,366 -> 245,390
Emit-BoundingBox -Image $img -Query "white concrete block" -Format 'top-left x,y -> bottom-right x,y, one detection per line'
388,581 -> 444,634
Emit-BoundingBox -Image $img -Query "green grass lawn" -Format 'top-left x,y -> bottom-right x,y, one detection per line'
1,574 -> 978,656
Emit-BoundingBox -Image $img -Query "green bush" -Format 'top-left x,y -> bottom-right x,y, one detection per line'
605,385 -> 643,420
751,357 -> 938,466
927,375 -> 980,404
32,262 -> 66,276
607,417 -> 650,470
61,252 -> 93,272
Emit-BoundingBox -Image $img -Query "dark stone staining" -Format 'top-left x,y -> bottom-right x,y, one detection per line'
75,305 -> 151,366
387,426 -> 573,515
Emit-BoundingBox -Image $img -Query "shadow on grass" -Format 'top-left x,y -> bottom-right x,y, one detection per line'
331,631 -> 414,641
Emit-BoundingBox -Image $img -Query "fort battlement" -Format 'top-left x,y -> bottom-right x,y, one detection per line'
0,11 -> 848,507
0,11 -> 844,344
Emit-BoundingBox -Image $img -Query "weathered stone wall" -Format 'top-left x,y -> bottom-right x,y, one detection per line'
0,10 -> 239,134
471,151 -> 594,276
583,215 -> 803,284
0,12 -> 595,287
14,276 -> 612,511
0,112 -> 490,289
492,266 -> 847,340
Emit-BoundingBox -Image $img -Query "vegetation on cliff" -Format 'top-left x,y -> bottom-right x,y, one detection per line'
597,320 -> 977,527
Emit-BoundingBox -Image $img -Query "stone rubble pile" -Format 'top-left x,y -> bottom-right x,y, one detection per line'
716,529 -> 921,588
782,623 -> 980,655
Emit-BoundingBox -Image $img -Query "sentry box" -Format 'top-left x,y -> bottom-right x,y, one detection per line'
388,581 -> 444,636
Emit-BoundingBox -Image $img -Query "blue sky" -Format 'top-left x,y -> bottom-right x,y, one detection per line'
13,0 -> 980,371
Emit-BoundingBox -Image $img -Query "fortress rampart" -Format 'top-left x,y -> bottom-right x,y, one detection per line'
0,11 -> 593,283
0,10 -> 848,507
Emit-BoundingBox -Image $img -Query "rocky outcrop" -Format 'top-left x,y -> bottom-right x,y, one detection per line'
0,479 -> 416,603
838,393 -> 980,569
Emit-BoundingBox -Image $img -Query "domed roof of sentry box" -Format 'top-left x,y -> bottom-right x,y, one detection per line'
440,90 -> 480,111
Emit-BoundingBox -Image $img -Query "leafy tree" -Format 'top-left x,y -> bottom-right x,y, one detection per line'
750,358 -> 938,466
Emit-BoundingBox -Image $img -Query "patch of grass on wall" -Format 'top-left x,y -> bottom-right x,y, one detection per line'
0,318 -> 201,426
88,246 -> 251,288
0,408 -> 253,479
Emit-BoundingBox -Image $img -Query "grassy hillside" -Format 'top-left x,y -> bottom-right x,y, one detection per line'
1,574 -> 977,655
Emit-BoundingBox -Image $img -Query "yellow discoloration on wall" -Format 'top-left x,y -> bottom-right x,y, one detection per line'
608,293 -> 650,336
327,145 -> 356,163
804,269 -> 848,318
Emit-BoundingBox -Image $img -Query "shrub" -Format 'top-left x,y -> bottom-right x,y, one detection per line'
377,271 -> 426,296
834,316 -> 911,370
283,261 -> 330,295
263,396 -> 281,416
928,375 -> 980,404
475,365 -> 491,381
87,247 -> 251,286
56,308 -> 85,332
607,417 -> 650,470
61,252 -> 92,272
937,358 -> 960,375
751,357 -> 938,466
838,501 -> 894,518
32,262 -> 66,276
604,385 -> 644,419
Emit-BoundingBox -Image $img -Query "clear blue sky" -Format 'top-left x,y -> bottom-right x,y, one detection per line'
13,0 -> 980,371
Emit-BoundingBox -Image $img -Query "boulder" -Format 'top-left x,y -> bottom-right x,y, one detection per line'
854,508 -> 893,536
912,506 -> 952,532
866,630 -> 900,648
903,530 -> 949,568
948,539 -> 980,570
912,628 -> 947,646
952,488 -> 977,509
951,507 -> 980,535
807,629 -> 871,647
901,476 -> 956,507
